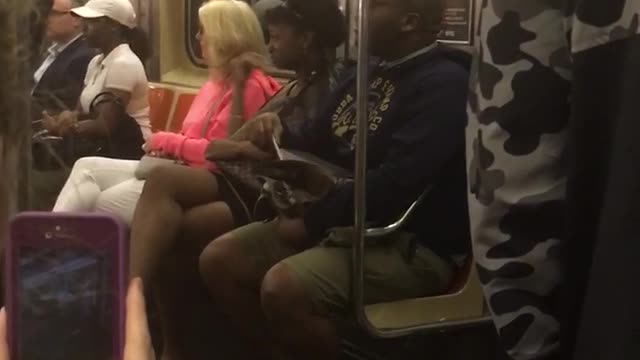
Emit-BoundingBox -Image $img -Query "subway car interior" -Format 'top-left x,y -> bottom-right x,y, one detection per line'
13,0 -> 500,360
143,2 -> 497,359
10,0 -> 637,360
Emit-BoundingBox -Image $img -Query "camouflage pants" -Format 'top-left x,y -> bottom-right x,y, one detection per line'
467,1 -> 640,359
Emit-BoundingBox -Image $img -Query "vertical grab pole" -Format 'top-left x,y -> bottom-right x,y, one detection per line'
352,0 -> 374,334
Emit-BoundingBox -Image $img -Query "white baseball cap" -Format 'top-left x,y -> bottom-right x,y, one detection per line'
71,0 -> 137,29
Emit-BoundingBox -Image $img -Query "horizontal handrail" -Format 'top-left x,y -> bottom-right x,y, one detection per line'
365,188 -> 431,238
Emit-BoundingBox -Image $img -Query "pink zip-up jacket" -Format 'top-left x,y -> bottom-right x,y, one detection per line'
148,70 -> 280,168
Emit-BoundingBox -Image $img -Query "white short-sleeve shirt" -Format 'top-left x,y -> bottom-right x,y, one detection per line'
80,43 -> 151,140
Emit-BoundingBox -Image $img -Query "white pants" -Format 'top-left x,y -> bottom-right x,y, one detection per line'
53,157 -> 145,224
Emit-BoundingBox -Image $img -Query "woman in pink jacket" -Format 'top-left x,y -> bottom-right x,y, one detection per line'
53,0 -> 280,224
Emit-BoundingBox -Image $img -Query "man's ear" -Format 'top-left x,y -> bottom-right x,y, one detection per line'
400,13 -> 420,33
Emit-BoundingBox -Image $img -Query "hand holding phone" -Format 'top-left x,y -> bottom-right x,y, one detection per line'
0,309 -> 10,360
0,279 -> 155,360
123,279 -> 156,360
5,213 -> 129,360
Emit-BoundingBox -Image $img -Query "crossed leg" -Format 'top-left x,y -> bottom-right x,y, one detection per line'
129,164 -> 235,360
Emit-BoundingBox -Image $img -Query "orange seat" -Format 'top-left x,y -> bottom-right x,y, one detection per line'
148,86 -> 175,132
446,256 -> 475,294
169,93 -> 196,133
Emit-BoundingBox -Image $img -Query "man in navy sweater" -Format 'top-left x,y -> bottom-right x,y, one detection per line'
200,0 -> 470,359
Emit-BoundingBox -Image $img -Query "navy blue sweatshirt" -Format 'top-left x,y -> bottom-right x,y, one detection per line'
281,44 -> 471,257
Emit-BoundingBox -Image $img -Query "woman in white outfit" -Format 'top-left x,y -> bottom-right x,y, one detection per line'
53,0 -> 279,224
51,0 -> 151,222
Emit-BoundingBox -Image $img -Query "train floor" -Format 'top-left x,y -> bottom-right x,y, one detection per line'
147,284 -> 508,360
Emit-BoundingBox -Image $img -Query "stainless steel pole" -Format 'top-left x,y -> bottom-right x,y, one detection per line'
352,0 -> 371,332
349,0 -> 491,338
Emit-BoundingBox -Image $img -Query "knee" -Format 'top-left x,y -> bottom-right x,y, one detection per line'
141,165 -> 176,194
95,192 -> 136,224
198,235 -> 244,294
70,156 -> 102,175
261,263 -> 309,322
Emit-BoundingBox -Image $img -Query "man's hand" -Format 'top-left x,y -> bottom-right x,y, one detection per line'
232,112 -> 284,147
56,110 -> 77,131
124,278 -> 156,360
41,111 -> 60,134
42,110 -> 77,135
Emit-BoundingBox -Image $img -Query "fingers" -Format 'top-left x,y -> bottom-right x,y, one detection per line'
273,119 -> 284,143
0,308 -> 9,360
264,116 -> 283,144
41,111 -> 59,133
244,113 -> 283,146
42,111 -> 56,122
124,278 -> 153,358
257,113 -> 282,140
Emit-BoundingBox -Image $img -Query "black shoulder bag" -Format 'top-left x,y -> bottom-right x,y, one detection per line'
32,91 -> 144,170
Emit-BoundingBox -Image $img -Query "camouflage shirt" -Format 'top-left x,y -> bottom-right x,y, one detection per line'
467,1 -> 640,359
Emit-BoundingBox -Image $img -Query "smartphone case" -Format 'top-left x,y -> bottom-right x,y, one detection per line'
5,212 -> 129,360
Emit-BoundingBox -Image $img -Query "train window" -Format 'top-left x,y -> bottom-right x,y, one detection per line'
185,0 -> 204,67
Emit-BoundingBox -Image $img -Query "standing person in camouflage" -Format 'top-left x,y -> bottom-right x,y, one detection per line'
467,1 -> 640,359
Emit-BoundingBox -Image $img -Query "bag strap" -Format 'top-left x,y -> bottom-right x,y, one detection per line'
199,87 -> 228,138
90,91 -> 125,114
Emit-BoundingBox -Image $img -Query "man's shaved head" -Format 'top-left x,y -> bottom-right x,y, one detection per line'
399,0 -> 443,34
368,0 -> 443,59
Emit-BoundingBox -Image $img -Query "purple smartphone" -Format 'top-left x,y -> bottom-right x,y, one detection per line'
5,212 -> 128,360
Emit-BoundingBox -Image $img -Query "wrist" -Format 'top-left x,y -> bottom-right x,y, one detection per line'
70,122 -> 80,134
237,141 -> 253,157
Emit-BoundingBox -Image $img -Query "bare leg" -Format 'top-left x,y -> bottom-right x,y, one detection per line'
153,251 -> 188,360
153,203 -> 235,360
261,264 -> 340,360
129,164 -> 220,281
129,165 -> 222,360
180,202 -> 236,250
199,231 -> 298,360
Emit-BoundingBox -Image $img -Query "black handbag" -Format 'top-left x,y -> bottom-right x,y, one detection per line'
32,91 -> 144,170
216,157 -> 344,217
213,75 -> 352,218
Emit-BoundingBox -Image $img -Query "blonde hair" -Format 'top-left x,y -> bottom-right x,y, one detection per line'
199,0 -> 268,71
